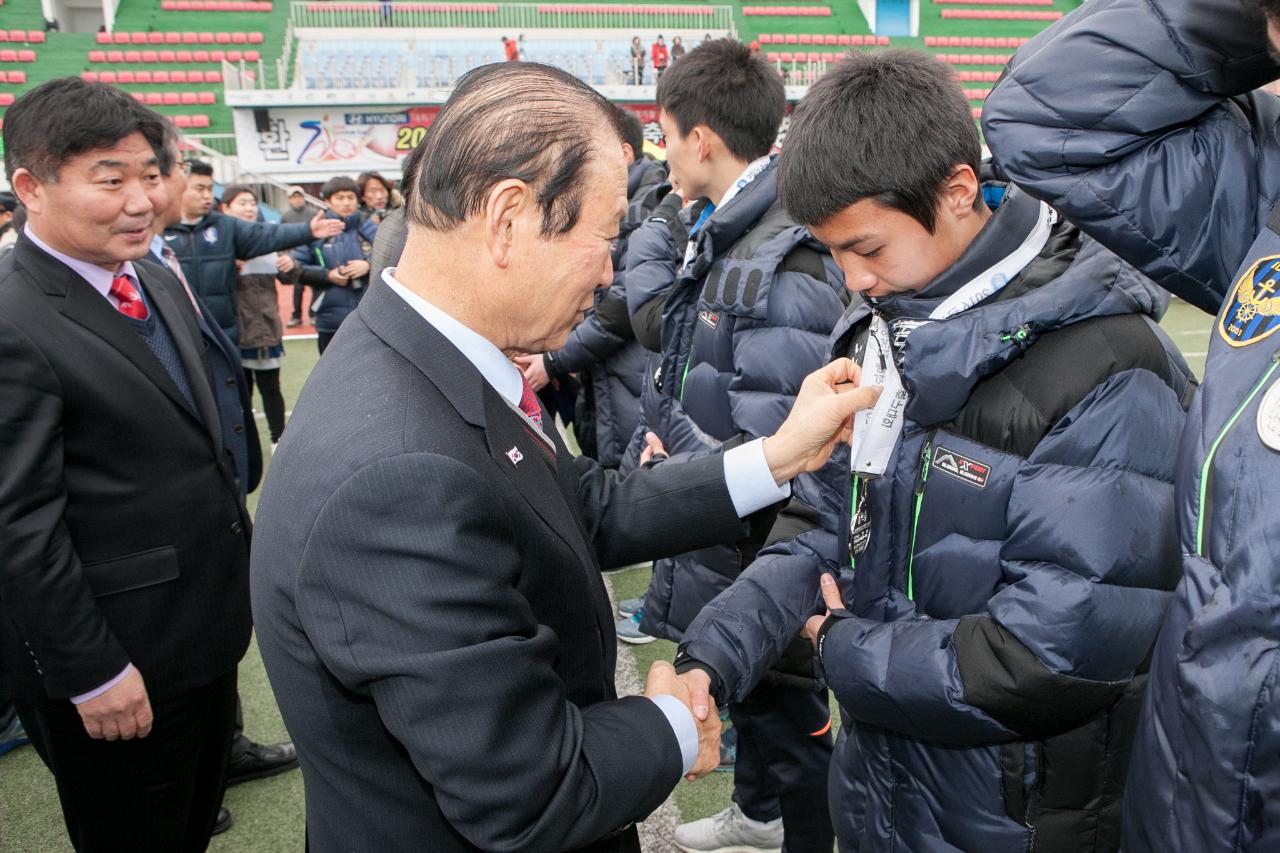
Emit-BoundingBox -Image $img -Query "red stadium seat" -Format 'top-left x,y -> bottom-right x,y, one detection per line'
176,70 -> 192,82
81,71 -> 99,81
175,50 -> 192,61
824,34 -> 838,45
8,29 -> 24,42
209,50 -> 226,61
105,50 -> 124,62
784,34 -> 797,44
759,33 -> 771,43
215,32 -> 231,44
197,92 -> 216,104
821,51 -> 834,62
89,49 -> 107,62
163,92 -> 180,105
135,70 -> 153,82
198,33 -> 214,44
148,32 -> 164,44
205,70 -> 222,82
779,52 -> 793,62
226,49 -> 242,61
174,115 -> 193,128
130,32 -> 148,44
766,51 -> 779,62
118,71 -> 136,83
158,50 -> 176,61
180,92 -> 198,104
232,32 -> 247,43
124,50 -> 141,62
192,50 -> 209,61
182,32 -> 199,43
0,32 -> 10,42
155,71 -> 173,83
98,71 -> 117,83
96,32 -> 112,44
0,93 -> 16,106
191,115 -> 210,128
165,32 -> 181,43
113,32 -> 129,44
8,70 -> 25,83
798,34 -> 812,44
2,48 -> 21,61
145,92 -> 164,105
836,34 -> 851,45
17,49 -> 34,61
142,50 -> 158,62
249,32 -> 264,43
244,50 -> 259,61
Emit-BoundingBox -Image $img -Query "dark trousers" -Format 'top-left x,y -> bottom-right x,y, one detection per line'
244,367 -> 285,443
15,671 -> 238,853
291,283 -> 309,321
317,332 -> 335,354
730,681 -> 835,853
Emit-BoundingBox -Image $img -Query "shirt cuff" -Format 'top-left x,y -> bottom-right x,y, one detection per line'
648,694 -> 698,777
70,664 -> 134,705
722,438 -> 791,518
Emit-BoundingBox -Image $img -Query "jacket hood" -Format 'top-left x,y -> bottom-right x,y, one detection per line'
831,195 -> 1168,427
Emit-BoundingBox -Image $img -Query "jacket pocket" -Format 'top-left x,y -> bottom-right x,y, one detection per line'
81,546 -> 181,598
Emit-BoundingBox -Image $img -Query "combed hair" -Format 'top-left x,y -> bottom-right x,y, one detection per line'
655,39 -> 784,162
3,77 -> 169,182
408,62 -> 619,237
612,104 -> 645,162
187,158 -> 213,178
778,50 -> 981,231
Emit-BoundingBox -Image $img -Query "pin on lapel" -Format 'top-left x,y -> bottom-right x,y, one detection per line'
506,446 -> 524,466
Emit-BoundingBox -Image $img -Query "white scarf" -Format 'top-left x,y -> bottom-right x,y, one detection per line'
849,200 -> 1059,478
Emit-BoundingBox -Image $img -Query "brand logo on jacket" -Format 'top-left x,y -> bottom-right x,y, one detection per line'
932,446 -> 990,489
203,226 -> 218,243
698,310 -> 720,330
1220,254 -> 1280,347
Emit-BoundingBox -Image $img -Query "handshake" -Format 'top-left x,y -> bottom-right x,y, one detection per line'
643,661 -> 721,781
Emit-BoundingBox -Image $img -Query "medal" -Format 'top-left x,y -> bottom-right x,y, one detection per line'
1256,377 -> 1280,451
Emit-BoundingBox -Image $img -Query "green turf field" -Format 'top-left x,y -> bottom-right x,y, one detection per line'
0,299 -> 1217,851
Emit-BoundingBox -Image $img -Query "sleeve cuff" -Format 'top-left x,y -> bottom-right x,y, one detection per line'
648,694 -> 698,777
723,438 -> 791,518
71,663 -> 134,705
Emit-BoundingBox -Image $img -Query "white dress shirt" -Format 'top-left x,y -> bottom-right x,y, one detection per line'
382,269 -> 791,775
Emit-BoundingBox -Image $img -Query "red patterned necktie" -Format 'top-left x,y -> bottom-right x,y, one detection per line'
109,273 -> 148,320
518,373 -> 544,430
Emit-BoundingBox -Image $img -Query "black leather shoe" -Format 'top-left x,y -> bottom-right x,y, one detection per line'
212,807 -> 233,836
226,736 -> 299,786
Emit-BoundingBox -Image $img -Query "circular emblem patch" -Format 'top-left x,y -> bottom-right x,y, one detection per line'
1219,254 -> 1280,347
1258,378 -> 1280,452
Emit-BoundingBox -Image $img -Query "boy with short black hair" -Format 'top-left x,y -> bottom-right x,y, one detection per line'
632,38 -> 849,853
675,49 -> 1195,852
291,175 -> 378,353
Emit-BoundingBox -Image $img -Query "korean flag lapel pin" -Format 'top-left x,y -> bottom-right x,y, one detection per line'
506,445 -> 524,466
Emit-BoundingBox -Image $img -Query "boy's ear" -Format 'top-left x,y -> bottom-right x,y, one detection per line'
941,164 -> 981,217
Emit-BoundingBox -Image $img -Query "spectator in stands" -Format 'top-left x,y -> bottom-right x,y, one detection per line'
513,105 -> 667,469
518,33 -> 530,60
290,176 -> 378,353
982,0 -> 1280,848
627,39 -> 847,853
280,186 -> 316,328
671,35 -> 685,62
164,161 -> 341,343
676,49 -> 1192,853
502,36 -> 519,62
704,33 -> 713,44
220,184 -> 290,447
0,76 -> 256,853
356,171 -> 397,225
630,35 -> 646,84
652,35 -> 669,82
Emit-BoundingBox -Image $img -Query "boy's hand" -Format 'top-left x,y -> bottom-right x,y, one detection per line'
327,268 -> 350,287
341,259 -> 370,279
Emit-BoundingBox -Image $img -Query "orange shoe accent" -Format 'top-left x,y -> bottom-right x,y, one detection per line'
809,717 -> 832,737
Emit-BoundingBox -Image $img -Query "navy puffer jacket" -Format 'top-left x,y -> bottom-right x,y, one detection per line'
637,158 -> 848,641
983,1 -> 1280,848
291,212 -> 379,335
678,187 -> 1193,852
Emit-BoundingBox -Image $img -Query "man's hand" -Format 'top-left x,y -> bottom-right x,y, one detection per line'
803,572 -> 847,648
276,253 -> 296,274
762,358 -> 882,485
513,354 -> 550,392
340,259 -> 370,280
644,661 -> 721,781
310,210 -> 345,239
76,667 -> 153,741
639,431 -> 668,465
327,268 -> 350,287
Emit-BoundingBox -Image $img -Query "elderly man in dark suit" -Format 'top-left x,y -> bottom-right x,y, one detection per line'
0,79 -> 255,851
251,62 -> 877,853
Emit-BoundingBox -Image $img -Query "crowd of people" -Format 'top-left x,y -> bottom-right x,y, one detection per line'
2,0 -> 1280,851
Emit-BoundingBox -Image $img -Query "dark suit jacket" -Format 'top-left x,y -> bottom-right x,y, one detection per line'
0,234 -> 254,707
251,280 -> 752,853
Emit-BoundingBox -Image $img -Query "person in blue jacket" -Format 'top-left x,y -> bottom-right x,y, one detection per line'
675,50 -> 1196,852
981,1 -> 1280,849
635,39 -> 849,853
162,160 -> 342,343
290,176 -> 379,353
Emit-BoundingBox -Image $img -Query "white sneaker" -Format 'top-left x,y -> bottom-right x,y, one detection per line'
673,804 -> 784,853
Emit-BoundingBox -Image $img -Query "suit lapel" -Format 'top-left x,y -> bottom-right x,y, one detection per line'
137,262 -> 223,451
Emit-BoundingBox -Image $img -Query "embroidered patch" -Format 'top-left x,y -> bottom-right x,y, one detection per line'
1258,379 -> 1280,452
1219,254 -> 1280,347
698,309 -> 720,330
932,446 -> 990,489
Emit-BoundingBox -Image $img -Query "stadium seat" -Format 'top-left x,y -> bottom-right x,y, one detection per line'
124,50 -> 142,62
215,32 -> 231,44
170,70 -> 186,82
182,32 -> 199,44
158,50 -> 176,61
210,50 -> 226,61
81,71 -> 99,82
28,31 -> 44,43
135,71 -> 153,83
180,92 -> 198,104
98,71 -> 118,83
206,70 -> 222,82
0,49 -> 16,63
0,93 -> 16,106
175,50 -> 193,61
164,92 -> 181,105
17,49 -> 34,62
798,34 -> 812,44
198,92 -> 216,104
148,32 -> 165,44
118,71 -> 136,83
96,32 -> 112,44
759,33 -> 771,44
192,115 -> 210,128
232,32 -> 248,43
8,29 -> 24,42
226,50 -> 242,61
7,70 -> 25,84
824,34 -> 838,45
174,115 -> 193,127
192,50 -> 210,61
112,32 -> 129,44
130,33 -> 147,44
766,51 -> 779,62
245,50 -> 259,61
249,33 -> 264,43
89,50 -> 107,62
145,92 -> 164,105
142,50 -> 158,62
198,33 -> 215,44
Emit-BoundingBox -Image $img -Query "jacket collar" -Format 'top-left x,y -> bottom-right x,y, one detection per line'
696,158 -> 781,260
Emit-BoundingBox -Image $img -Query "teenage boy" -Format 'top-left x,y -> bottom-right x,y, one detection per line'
290,176 -> 379,353
633,39 -> 849,853
983,0 -> 1280,848
674,50 -> 1196,852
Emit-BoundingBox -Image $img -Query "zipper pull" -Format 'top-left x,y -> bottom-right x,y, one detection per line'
914,436 -> 933,496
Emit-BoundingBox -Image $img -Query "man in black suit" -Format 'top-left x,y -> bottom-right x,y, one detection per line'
252,63 -> 877,853
0,79 -> 254,851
